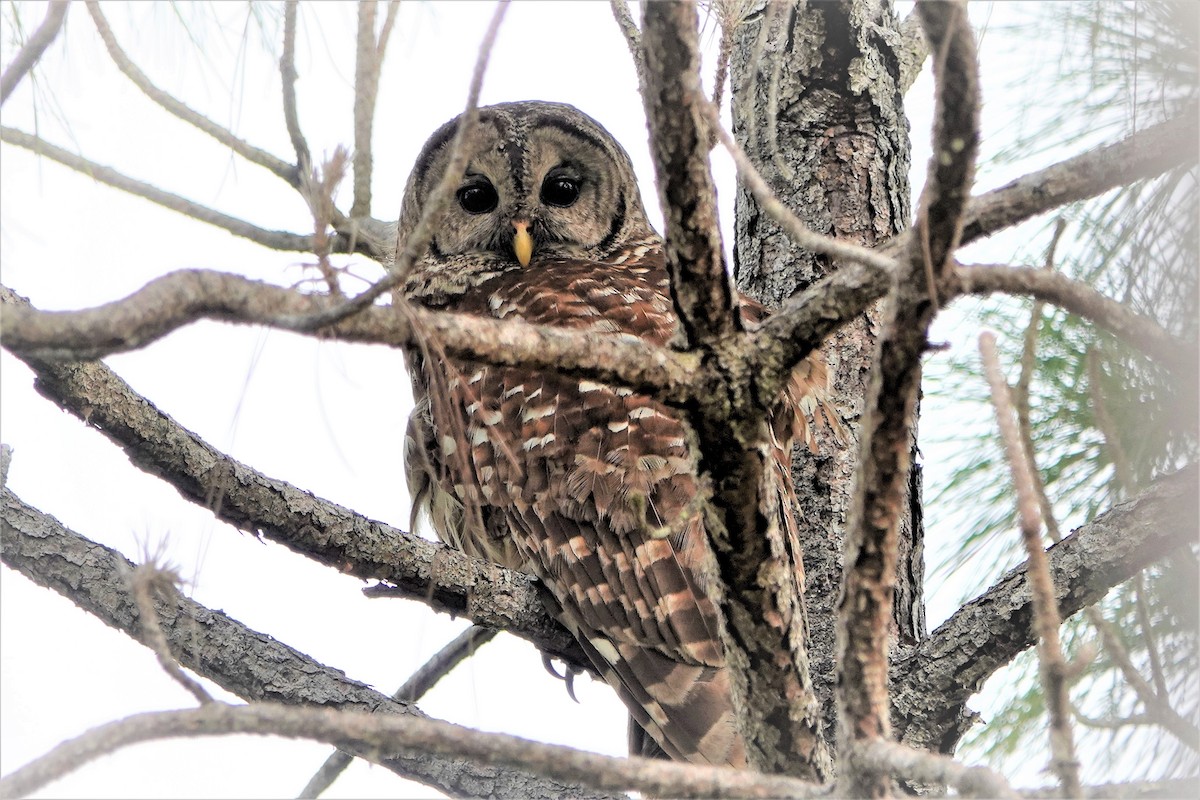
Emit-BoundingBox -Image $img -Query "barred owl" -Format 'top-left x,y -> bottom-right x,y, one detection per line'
399,101 -> 837,767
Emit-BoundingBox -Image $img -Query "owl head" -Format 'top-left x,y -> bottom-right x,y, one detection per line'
398,101 -> 658,283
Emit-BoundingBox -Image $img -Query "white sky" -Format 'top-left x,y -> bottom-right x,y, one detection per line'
0,1 -> 1095,797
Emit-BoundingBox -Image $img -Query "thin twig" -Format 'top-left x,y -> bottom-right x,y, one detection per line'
298,625 -> 498,798
300,147 -> 351,296
699,96 -> 901,274
709,0 -> 736,111
1013,219 -> 1068,540
276,0 -> 510,333
1,489 -> 588,799
351,0 -> 380,218
84,1 -> 299,187
608,0 -> 645,86
128,561 -> 214,705
376,0 -> 401,61
979,331 -> 1082,798
280,0 -> 311,173
0,125 -> 323,253
0,0 -> 69,105
0,703 -> 822,800
957,263 -> 1198,377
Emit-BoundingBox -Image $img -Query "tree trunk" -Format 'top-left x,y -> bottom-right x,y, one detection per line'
731,0 -> 924,748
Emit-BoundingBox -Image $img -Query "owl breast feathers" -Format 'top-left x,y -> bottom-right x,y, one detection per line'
398,101 -> 839,767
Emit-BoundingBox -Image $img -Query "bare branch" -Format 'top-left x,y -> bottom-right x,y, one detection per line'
0,0 -> 68,105
129,561 -> 215,706
639,1 -> 736,346
1021,777 -> 1200,799
376,0 -> 402,61
896,6 -> 929,95
0,325 -> 585,667
0,125 -> 325,253
283,1 -> 509,333
892,463 -> 1200,757
852,738 -> 1016,799
299,625 -> 499,799
608,0 -> 645,88
957,264 -> 1199,378
0,276 -> 697,401
980,331 -> 1081,797
959,110 -> 1198,248
700,97 -> 901,275
1,702 -> 821,800
0,489 -> 594,799
837,6 -> 978,793
280,0 -> 311,173
351,0 -> 380,218
84,0 -> 300,187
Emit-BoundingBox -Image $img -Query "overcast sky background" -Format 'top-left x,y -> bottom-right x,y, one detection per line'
0,2 -> 1083,797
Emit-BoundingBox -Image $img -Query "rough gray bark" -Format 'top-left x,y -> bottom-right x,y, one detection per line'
731,0 -> 919,744
0,487 -> 611,800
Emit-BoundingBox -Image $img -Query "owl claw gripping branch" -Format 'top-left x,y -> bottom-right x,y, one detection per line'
398,101 -> 842,767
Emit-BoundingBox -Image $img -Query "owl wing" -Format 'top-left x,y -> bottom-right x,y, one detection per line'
408,255 -> 842,767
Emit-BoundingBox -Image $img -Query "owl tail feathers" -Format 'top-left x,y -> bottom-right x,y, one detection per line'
575,634 -> 747,768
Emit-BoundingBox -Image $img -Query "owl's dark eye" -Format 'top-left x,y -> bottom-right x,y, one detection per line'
457,179 -> 498,214
540,174 -> 581,208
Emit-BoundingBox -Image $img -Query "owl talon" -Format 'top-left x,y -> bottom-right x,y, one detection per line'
541,654 -> 582,703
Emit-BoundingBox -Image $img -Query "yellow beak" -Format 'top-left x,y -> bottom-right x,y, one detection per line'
512,221 -> 534,267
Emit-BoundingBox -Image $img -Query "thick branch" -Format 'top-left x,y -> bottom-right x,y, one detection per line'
0,328 -> 584,666
0,0 -> 68,105
891,465 -> 1199,754
0,277 -> 697,402
639,1 -> 736,346
1,702 -> 819,800
0,489 -> 597,800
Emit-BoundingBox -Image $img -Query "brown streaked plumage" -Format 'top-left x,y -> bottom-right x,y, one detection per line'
398,101 -> 841,767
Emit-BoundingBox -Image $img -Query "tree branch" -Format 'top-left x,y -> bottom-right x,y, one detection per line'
0,277 -> 697,402
852,738 -> 1016,799
84,0 -> 300,187
0,489 -> 597,800
280,0 -> 311,174
836,5 -> 978,794
0,125 -> 327,253
0,0 -> 68,105
0,326 -> 585,667
351,0 -> 380,218
891,465 -> 1200,754
299,625 -> 499,798
957,264 -> 1199,379
958,110 -> 1198,248
980,331 -> 1081,797
1,702 -> 821,800
639,1 -> 736,347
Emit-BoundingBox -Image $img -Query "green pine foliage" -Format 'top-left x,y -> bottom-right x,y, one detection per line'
927,0 -> 1198,783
